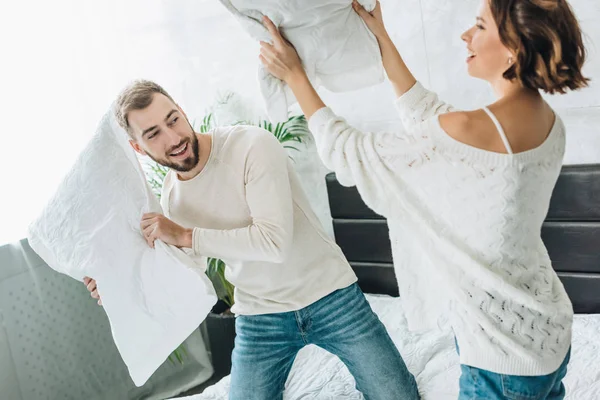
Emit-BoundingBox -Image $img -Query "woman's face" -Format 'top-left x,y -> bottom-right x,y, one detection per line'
461,0 -> 515,83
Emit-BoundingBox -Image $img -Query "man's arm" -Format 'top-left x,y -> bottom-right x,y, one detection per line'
143,130 -> 294,263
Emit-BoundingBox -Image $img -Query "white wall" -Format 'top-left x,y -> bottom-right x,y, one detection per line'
167,0 -> 599,232
318,0 -> 600,161
296,0 -> 600,230
63,0 -> 600,234
2,0 -> 597,242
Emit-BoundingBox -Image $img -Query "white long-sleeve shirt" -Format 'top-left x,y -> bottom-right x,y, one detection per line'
161,125 -> 357,316
308,81 -> 573,376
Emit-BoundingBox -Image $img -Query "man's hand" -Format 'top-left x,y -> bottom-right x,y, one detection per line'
83,276 -> 102,306
140,212 -> 192,249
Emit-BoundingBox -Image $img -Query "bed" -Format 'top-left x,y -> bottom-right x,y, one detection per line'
175,164 -> 600,400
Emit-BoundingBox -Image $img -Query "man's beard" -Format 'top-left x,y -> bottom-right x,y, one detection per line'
147,134 -> 200,172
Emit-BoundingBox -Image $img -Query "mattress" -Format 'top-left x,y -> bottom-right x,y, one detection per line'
174,294 -> 600,399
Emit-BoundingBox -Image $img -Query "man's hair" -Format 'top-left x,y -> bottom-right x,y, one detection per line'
115,80 -> 176,137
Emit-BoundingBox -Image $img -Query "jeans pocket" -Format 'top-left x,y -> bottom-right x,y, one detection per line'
500,374 -> 550,400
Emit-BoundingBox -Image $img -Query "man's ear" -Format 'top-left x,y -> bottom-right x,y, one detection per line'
129,139 -> 147,156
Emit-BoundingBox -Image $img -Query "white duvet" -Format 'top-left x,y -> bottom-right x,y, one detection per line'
219,0 -> 384,122
177,295 -> 600,400
27,110 -> 217,387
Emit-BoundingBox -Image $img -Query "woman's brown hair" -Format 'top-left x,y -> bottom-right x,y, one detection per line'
490,0 -> 590,94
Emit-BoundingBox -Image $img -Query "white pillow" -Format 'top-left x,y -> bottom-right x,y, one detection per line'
220,0 -> 384,122
27,109 -> 217,386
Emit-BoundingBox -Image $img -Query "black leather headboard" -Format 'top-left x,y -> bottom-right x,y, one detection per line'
326,164 -> 600,314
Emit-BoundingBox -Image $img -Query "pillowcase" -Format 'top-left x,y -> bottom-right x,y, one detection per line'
220,0 -> 384,122
28,108 -> 217,386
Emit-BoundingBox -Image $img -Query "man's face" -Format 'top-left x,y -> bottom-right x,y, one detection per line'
128,93 -> 199,172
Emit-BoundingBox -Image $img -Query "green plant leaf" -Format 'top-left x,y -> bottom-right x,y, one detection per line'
205,258 -> 234,308
168,344 -> 188,366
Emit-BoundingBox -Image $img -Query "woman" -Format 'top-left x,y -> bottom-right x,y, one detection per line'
258,0 -> 589,398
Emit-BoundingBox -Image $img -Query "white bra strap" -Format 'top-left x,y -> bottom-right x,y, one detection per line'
483,107 -> 513,154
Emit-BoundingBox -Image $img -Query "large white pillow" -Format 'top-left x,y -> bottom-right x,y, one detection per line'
220,0 -> 384,122
27,109 -> 217,386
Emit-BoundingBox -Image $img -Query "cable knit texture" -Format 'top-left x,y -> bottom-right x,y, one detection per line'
308,82 -> 573,376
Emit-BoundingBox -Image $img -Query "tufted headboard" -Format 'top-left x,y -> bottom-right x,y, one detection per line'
326,164 -> 600,314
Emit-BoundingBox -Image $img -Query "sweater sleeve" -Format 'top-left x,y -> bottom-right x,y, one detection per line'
191,130 -> 293,263
395,81 -> 455,130
308,107 -> 435,218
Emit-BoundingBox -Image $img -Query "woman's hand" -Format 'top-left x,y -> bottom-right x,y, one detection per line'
259,16 -> 306,84
355,0 -> 416,97
353,0 -> 388,40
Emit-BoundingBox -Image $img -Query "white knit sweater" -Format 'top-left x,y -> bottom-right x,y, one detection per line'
308,82 -> 573,376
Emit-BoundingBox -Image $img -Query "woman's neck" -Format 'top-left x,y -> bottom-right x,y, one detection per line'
490,77 -> 541,105
491,76 -> 523,99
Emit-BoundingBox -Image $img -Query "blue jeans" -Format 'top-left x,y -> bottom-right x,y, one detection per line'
457,342 -> 571,400
229,283 -> 419,400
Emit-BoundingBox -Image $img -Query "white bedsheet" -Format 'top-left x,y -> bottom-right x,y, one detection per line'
176,295 -> 600,399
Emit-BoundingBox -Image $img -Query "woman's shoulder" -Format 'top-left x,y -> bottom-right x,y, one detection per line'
438,109 -> 507,153
438,100 -> 559,155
